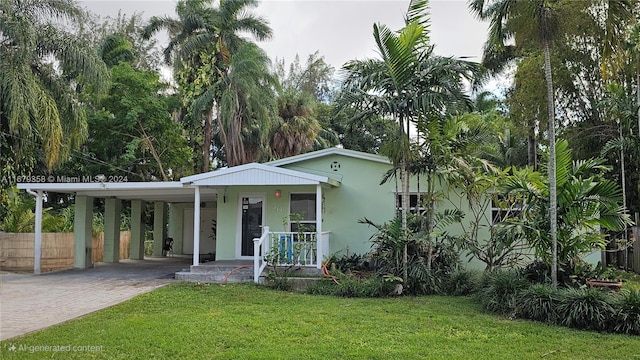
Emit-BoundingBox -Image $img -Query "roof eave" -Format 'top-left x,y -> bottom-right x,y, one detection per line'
267,148 -> 390,167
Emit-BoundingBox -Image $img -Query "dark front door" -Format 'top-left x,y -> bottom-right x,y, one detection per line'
241,196 -> 263,256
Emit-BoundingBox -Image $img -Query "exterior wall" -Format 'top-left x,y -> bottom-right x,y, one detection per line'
437,184 -> 492,271
168,203 -> 187,254
282,155 -> 394,257
173,152 -> 494,266
216,185 -> 303,260
283,154 -> 492,269
169,202 -> 216,256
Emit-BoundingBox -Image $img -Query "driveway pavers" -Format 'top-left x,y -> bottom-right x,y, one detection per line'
0,257 -> 190,341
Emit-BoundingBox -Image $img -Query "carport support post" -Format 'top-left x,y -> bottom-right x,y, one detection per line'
152,201 -> 167,257
129,200 -> 145,260
316,184 -> 322,269
74,195 -> 94,269
30,190 -> 43,274
103,198 -> 121,262
193,186 -> 201,266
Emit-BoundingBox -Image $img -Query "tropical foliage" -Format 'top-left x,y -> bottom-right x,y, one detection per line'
0,0 -> 108,176
498,140 -> 633,277
339,0 -> 481,282
143,0 -> 273,170
0,0 -> 637,339
360,212 -> 463,295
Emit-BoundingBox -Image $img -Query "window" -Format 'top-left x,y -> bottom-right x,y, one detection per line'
491,197 -> 522,224
290,194 -> 316,232
395,193 -> 425,214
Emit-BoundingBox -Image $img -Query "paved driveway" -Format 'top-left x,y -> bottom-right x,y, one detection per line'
0,257 -> 190,341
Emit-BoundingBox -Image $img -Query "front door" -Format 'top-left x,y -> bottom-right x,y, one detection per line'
241,196 -> 264,256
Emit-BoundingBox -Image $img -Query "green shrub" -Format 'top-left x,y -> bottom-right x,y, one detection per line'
557,287 -> 616,331
472,269 -> 639,335
305,279 -> 339,295
144,240 -> 153,256
336,275 -> 394,297
361,215 -> 460,296
476,270 -> 529,316
264,270 -> 293,291
304,275 -> 394,298
612,289 -> 640,335
518,284 -> 561,323
617,270 -> 640,292
522,260 -> 550,284
443,269 -> 480,296
332,253 -> 372,272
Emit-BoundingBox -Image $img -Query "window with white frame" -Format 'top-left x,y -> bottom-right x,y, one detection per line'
289,193 -> 316,232
490,196 -> 522,224
395,192 -> 425,214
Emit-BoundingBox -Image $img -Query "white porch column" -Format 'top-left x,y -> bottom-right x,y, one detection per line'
316,184 -> 322,269
28,190 -> 43,274
193,186 -> 201,266
73,195 -> 93,269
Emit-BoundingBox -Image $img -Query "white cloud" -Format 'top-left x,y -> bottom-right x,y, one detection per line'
79,0 -> 499,90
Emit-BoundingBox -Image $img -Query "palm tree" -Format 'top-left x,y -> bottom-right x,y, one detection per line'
631,25 -> 640,137
143,0 -> 272,171
339,0 -> 480,283
469,0 -> 567,285
599,0 -> 635,80
214,42 -> 277,166
470,0 -> 637,285
500,140 -> 632,280
482,128 -> 528,168
271,90 -> 322,159
98,32 -> 136,67
0,0 -> 108,173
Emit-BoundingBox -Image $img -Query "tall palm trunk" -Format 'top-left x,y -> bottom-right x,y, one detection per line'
400,159 -> 409,283
541,12 -> 558,286
228,111 -> 246,166
399,115 -> 409,284
527,123 -> 537,169
637,73 -> 640,137
202,106 -> 214,172
426,171 -> 435,277
619,122 -> 627,270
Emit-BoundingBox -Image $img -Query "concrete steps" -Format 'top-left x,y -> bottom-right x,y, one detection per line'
174,262 -> 322,284
175,263 -> 254,283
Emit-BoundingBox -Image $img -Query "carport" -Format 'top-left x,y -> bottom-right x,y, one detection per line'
16,182 -> 217,274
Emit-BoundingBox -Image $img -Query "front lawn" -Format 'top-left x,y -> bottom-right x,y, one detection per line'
1,283 -> 638,359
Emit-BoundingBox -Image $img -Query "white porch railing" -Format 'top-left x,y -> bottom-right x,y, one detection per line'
253,226 -> 270,284
318,231 -> 330,268
253,229 -> 330,283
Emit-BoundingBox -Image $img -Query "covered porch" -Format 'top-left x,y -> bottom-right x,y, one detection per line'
180,163 -> 339,282
17,163 -> 339,281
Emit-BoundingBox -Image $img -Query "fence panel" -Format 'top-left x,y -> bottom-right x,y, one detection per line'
0,231 -> 131,273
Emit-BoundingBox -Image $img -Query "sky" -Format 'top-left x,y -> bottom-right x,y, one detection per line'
79,0 -> 497,89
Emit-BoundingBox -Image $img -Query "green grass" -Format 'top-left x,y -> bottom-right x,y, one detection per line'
1,283 -> 639,359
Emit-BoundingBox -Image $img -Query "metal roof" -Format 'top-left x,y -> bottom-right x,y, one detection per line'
181,163 -> 340,187
267,147 -> 390,167
17,162 -> 340,202
16,182 -> 218,202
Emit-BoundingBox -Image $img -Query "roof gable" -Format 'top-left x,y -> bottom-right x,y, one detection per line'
266,148 -> 390,167
180,163 -> 339,187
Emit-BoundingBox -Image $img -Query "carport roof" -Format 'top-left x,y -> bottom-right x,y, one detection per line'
16,163 -> 339,202
16,182 -> 218,202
